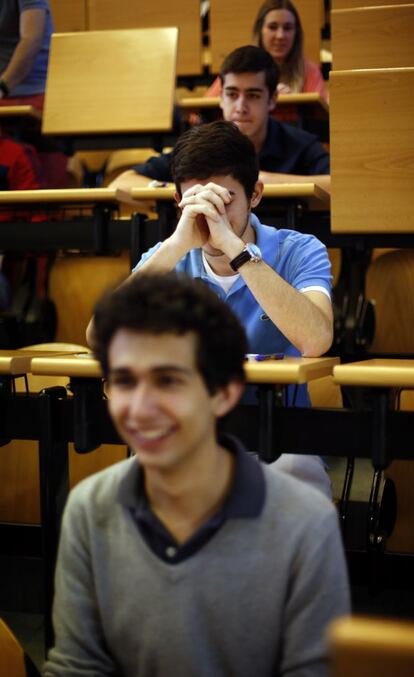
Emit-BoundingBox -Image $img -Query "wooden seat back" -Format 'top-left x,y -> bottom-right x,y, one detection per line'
87,0 -> 201,76
330,67 -> 414,233
330,616 -> 414,677
332,4 -> 414,70
49,0 -> 87,32
0,617 -> 27,677
43,28 -> 178,135
209,0 -> 323,73
366,249 -> 414,552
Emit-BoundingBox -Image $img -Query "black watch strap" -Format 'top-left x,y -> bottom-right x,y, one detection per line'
0,79 -> 9,96
230,249 -> 251,272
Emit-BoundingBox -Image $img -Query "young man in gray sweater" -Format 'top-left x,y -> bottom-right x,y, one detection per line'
45,272 -> 350,677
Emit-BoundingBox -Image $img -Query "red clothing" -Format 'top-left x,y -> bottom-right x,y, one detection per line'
0,93 -> 45,111
0,136 -> 43,220
205,59 -> 328,100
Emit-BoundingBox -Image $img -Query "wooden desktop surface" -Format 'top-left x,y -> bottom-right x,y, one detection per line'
0,350 -> 84,375
129,183 -> 330,206
334,359 -> 414,389
0,183 -> 330,210
0,188 -> 118,205
42,28 -> 178,135
0,105 -> 41,121
31,354 -> 338,383
179,93 -> 329,116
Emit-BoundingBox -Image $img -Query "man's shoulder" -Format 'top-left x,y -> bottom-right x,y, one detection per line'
133,152 -> 173,182
262,464 -> 336,523
275,118 -> 319,147
68,456 -> 136,512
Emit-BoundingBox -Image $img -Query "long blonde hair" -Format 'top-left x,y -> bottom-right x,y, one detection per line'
252,0 -> 305,92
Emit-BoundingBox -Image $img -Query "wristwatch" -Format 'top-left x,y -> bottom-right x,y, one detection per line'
230,243 -> 262,271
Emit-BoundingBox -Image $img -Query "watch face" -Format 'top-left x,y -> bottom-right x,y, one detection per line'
246,243 -> 262,261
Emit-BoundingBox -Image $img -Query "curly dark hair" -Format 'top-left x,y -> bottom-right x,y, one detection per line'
171,120 -> 259,199
93,272 -> 247,394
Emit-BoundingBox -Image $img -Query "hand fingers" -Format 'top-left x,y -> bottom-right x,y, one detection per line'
181,202 -> 221,222
181,183 -> 232,208
179,190 -> 227,215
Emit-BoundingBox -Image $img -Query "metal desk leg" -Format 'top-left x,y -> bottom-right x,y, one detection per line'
258,385 -> 283,464
38,386 -> 68,652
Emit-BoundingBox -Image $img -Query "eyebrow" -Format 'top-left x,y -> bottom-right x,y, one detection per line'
108,365 -> 193,377
223,86 -> 265,94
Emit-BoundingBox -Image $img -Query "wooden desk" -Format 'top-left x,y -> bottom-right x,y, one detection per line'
0,349 -> 82,375
0,188 -> 117,206
0,105 -> 41,122
43,28 -> 178,136
334,359 -> 414,390
31,354 -> 338,382
179,92 -> 328,117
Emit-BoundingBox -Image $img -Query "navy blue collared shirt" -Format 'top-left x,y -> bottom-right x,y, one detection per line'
117,435 -> 266,564
132,118 -> 329,181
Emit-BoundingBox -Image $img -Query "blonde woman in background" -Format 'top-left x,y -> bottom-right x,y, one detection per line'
206,0 -> 327,101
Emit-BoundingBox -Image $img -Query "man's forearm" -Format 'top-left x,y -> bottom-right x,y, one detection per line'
1,10 -> 46,91
238,259 -> 333,356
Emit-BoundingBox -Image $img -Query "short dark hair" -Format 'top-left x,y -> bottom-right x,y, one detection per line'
93,272 -> 247,394
171,120 -> 259,199
219,45 -> 279,98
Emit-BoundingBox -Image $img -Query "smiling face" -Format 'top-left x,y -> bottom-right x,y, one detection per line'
260,9 -> 296,64
107,330 -> 235,475
220,71 -> 275,150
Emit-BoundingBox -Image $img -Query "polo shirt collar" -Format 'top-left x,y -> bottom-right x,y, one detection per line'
117,433 -> 265,519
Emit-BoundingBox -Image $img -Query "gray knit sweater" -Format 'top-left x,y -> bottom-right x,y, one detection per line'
44,455 -> 350,677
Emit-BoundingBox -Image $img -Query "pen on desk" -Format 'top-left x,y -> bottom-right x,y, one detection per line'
246,353 -> 284,361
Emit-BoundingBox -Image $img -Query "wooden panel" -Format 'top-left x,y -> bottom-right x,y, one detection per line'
0,342 -> 127,525
210,0 -> 323,73
87,0 -> 201,76
0,618 -> 26,677
332,0 -> 408,8
332,5 -> 414,70
330,68 -> 414,233
43,28 -> 177,135
330,616 -> 414,677
49,0 -> 86,32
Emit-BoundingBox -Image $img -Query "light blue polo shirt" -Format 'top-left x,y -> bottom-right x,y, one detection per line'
134,215 -> 332,407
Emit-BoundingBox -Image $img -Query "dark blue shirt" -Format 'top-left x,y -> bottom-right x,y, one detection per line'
132,118 -> 329,182
117,435 -> 265,564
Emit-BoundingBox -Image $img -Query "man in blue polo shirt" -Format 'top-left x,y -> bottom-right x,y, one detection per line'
110,45 -> 330,195
87,119 -> 333,495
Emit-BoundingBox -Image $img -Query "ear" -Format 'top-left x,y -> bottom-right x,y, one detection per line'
268,93 -> 277,113
250,180 -> 264,209
174,191 -> 181,206
213,379 -> 244,419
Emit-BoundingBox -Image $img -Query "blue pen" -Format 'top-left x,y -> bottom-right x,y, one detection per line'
246,353 -> 284,361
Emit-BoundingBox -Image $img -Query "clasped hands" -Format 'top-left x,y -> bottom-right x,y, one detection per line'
171,182 -> 243,258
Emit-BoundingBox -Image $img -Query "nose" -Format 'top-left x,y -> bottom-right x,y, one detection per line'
128,383 -> 158,419
275,26 -> 285,38
235,93 -> 248,113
